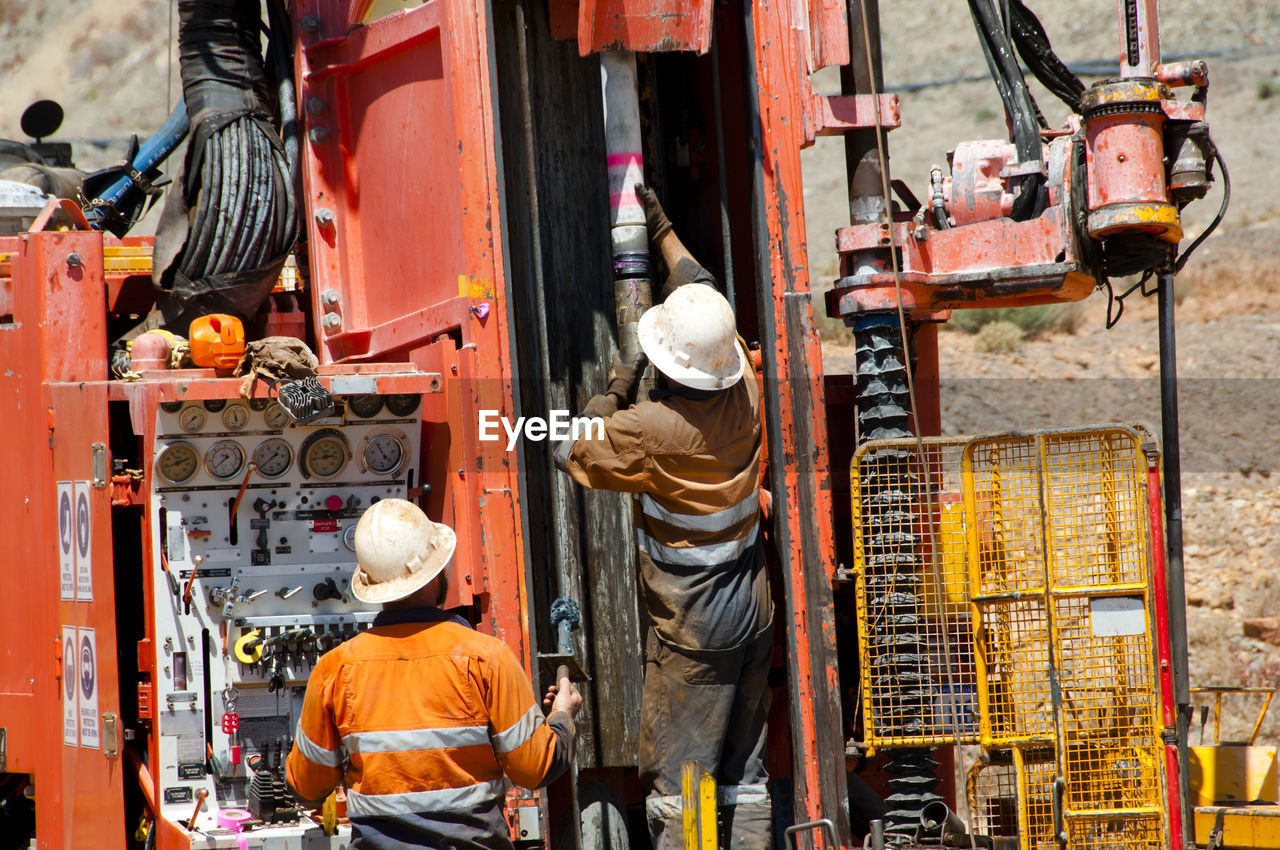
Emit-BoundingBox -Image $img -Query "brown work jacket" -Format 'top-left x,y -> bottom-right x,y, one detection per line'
562,344 -> 771,651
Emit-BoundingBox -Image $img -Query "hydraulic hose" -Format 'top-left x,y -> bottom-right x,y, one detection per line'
83,102 -> 190,236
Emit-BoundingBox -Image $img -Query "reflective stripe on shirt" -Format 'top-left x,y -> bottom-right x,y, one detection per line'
343,724 -> 490,755
636,522 -> 759,566
346,778 -> 507,818
639,489 -> 759,533
491,704 -> 544,754
295,722 -> 343,768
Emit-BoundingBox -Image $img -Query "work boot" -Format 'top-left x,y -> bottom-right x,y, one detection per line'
645,792 -> 685,850
719,791 -> 773,850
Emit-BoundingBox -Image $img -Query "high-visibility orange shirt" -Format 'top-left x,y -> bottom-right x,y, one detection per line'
286,607 -> 572,849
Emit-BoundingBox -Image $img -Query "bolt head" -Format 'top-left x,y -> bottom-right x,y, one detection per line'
66,252 -> 82,268
308,126 -> 329,144
306,97 -> 327,116
315,207 -> 335,227
321,288 -> 340,306
299,14 -> 321,33
322,312 -> 342,332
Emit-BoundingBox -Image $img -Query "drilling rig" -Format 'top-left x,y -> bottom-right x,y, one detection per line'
0,1 -> 1247,849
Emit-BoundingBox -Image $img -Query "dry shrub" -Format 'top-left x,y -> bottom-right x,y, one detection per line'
951,302 -> 1086,336
974,320 -> 1024,353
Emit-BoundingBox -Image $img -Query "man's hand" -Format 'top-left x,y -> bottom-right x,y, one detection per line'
543,677 -> 584,718
635,183 -> 673,243
606,350 -> 648,405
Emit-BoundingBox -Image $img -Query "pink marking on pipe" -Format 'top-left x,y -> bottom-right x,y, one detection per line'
610,191 -> 641,210
606,152 -> 643,167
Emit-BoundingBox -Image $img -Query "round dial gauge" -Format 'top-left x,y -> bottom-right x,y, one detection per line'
385,394 -> 420,417
203,399 -> 227,412
179,406 -> 206,433
305,436 -> 349,479
248,397 -> 271,411
204,440 -> 246,480
363,433 -> 405,475
222,404 -> 249,431
264,403 -> 290,430
343,523 -> 358,552
252,438 -> 293,479
347,394 -> 383,418
160,401 -> 184,414
157,442 -> 200,484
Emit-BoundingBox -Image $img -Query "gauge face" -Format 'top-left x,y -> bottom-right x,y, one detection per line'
347,394 -> 383,418
363,433 -> 405,475
203,399 -> 227,412
222,404 -> 249,431
343,523 -> 358,552
248,397 -> 271,411
160,401 -> 184,414
179,406 -> 206,433
385,394 -> 420,417
253,438 -> 293,479
204,440 -> 246,480
157,442 -> 200,484
305,436 -> 348,479
264,403 -> 290,430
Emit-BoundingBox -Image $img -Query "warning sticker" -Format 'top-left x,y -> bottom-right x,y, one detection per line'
74,481 -> 93,601
62,626 -> 77,746
57,482 -> 75,601
78,628 -> 99,749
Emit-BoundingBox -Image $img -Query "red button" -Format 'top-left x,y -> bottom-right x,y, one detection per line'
325,495 -> 343,511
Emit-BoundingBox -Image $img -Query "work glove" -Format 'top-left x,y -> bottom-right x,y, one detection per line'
635,183 -> 673,243
607,349 -> 648,404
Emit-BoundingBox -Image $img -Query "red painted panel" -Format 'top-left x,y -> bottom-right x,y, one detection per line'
577,0 -> 714,55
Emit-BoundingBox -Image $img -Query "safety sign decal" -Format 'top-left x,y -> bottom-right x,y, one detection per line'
57,482 -> 74,601
78,627 -> 99,749
74,481 -> 93,601
62,626 -> 77,746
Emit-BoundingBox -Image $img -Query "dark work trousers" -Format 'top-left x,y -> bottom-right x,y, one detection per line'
639,626 -> 773,850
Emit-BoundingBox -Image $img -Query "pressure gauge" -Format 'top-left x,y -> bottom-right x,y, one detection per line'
347,394 -> 383,418
252,438 -> 293,479
264,403 -> 290,430
160,401 -> 184,414
385,394 -> 420,417
343,523 -> 358,552
203,399 -> 227,412
362,432 -> 406,475
302,432 -> 349,480
248,397 -> 271,411
204,440 -> 246,480
179,406 -> 206,433
222,404 -> 249,431
157,442 -> 200,485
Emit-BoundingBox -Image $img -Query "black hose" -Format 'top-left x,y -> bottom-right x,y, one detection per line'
1007,0 -> 1085,112
967,0 -> 1048,220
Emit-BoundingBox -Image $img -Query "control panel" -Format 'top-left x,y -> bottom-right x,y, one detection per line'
148,392 -> 424,839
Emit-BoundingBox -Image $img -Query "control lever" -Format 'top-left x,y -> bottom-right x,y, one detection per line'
313,578 -> 343,602
209,576 -> 241,618
238,588 -> 269,605
276,586 -> 302,600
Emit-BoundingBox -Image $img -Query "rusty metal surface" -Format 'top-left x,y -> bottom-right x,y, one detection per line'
746,0 -> 850,844
576,0 -> 715,56
491,0 -> 642,769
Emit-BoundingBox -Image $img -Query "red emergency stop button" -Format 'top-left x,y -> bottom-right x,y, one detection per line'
325,495 -> 343,512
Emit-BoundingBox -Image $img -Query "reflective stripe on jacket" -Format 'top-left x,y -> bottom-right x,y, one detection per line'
286,607 -> 571,849
564,342 -> 771,650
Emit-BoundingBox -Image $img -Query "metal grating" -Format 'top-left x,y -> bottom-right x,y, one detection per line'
968,760 -> 1019,839
963,428 -> 1165,850
967,750 -> 1059,850
852,438 -> 979,748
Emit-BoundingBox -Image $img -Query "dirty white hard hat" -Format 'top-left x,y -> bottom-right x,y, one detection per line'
637,283 -> 745,391
350,499 -> 456,604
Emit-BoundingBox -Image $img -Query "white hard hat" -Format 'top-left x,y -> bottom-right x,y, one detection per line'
637,284 -> 745,391
350,499 -> 457,604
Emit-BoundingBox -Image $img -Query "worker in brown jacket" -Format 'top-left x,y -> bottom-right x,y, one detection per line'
554,185 -> 773,850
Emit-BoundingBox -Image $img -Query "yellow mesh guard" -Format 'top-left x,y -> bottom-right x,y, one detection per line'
97,246 -> 301,292
963,427 -> 1165,850
852,437 -> 979,749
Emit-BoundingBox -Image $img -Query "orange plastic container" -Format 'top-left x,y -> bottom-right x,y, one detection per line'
189,314 -> 246,371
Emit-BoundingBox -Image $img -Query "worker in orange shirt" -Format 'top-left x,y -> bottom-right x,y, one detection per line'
555,186 -> 774,850
286,498 -> 582,849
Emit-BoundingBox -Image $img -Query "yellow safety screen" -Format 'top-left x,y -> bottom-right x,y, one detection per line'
851,438 -> 979,749
964,427 -> 1165,850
